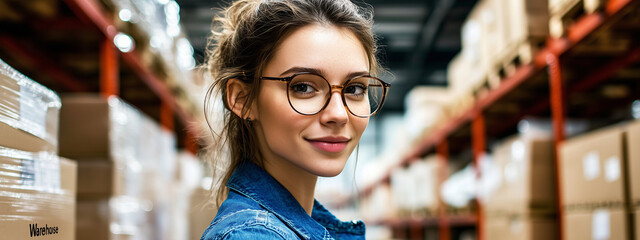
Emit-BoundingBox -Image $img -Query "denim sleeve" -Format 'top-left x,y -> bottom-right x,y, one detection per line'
219,225 -> 289,240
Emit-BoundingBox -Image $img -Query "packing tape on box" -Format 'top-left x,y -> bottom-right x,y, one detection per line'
0,58 -> 61,145
0,147 -> 70,221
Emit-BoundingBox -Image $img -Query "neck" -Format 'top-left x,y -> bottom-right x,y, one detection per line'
263,159 -> 318,216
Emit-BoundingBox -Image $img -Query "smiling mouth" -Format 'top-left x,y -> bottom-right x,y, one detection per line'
305,137 -> 351,153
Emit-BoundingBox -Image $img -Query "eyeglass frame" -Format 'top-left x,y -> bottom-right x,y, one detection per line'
259,72 -> 391,118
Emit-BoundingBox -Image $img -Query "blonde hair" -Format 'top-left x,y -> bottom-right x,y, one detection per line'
203,0 -> 380,205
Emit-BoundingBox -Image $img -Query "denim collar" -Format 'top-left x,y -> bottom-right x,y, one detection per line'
226,161 -> 365,240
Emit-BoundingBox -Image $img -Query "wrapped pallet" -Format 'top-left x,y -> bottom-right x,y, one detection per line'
485,135 -> 556,214
410,155 -> 440,217
404,87 -> 452,140
446,53 -> 477,117
0,147 -> 77,240
501,0 -> 548,72
484,134 -> 557,240
455,5 -> 491,95
560,123 -> 631,240
0,58 -> 60,153
59,95 -> 178,240
0,58 -> 77,240
549,0 -> 606,38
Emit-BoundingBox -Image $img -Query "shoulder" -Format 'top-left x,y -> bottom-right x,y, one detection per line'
201,199 -> 299,240
201,209 -> 298,240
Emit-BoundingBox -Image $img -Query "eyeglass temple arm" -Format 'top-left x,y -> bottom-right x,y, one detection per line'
260,76 -> 290,82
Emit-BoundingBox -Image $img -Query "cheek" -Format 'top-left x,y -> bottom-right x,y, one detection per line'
352,117 -> 369,140
257,88 -> 306,144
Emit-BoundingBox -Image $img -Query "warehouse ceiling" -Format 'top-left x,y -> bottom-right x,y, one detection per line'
176,0 -> 479,113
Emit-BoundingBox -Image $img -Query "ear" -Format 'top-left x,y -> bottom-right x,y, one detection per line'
226,78 -> 256,120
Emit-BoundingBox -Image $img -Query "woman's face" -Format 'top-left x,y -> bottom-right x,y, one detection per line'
253,24 -> 370,177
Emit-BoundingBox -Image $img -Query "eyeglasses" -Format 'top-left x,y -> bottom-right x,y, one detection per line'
260,72 -> 390,118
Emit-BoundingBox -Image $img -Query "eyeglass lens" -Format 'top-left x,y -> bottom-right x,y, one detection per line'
287,74 -> 385,117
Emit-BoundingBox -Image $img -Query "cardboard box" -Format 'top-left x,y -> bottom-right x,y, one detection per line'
412,155 -> 440,215
560,124 -> 627,207
503,0 -> 549,45
0,148 -> 76,240
77,159 -> 124,198
0,58 -> 60,153
60,95 -> 175,198
0,121 -> 56,153
485,215 -> 556,240
486,135 -> 556,214
627,120 -> 640,205
59,94 -> 162,162
60,95 -> 160,200
59,95 -> 119,159
479,0 -> 507,69
77,196 -> 155,240
564,208 -> 629,240
76,199 -> 110,240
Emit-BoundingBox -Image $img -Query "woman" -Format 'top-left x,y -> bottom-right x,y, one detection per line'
201,0 -> 390,239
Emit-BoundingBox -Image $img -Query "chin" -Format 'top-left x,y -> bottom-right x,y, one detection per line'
306,156 -> 349,177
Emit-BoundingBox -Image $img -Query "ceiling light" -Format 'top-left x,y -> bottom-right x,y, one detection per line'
114,33 -> 134,53
118,9 -> 132,22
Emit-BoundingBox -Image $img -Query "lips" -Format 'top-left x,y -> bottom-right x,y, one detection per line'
305,136 -> 351,153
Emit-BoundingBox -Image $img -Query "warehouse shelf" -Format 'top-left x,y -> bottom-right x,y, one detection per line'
374,215 -> 477,228
0,0 -> 200,152
378,216 -> 477,240
355,0 -> 640,239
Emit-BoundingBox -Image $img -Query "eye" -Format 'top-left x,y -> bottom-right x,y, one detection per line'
290,82 -> 317,95
344,83 -> 367,96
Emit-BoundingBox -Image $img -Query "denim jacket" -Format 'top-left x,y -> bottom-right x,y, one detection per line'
200,162 -> 365,240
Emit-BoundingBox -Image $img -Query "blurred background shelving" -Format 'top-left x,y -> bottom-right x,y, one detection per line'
0,0 -> 639,239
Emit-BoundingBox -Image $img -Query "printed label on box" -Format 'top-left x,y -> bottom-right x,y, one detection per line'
592,209 -> 610,240
19,152 -> 60,192
604,156 -> 620,182
28,223 -> 61,237
583,151 -> 600,180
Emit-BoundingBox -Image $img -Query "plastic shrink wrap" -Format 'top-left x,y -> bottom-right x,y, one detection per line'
0,58 -> 60,153
0,147 -> 77,240
60,95 -> 178,240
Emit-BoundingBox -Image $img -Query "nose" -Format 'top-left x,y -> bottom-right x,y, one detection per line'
319,91 -> 349,126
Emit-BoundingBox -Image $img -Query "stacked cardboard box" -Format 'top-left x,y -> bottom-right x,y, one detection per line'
390,155 -> 440,218
448,0 -> 549,109
559,123 -> 632,240
405,87 -> 452,141
0,58 -> 59,153
0,149 -> 77,240
59,95 -> 178,240
449,5 -> 489,101
484,135 -> 557,240
548,0 -> 606,38
499,0 -> 548,74
360,184 -> 394,222
0,58 -> 77,240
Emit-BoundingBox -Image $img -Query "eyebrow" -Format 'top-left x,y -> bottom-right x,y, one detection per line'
280,66 -> 370,80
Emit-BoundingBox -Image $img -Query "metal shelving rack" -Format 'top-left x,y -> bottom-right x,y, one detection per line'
356,0 -> 640,239
0,0 -> 200,153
